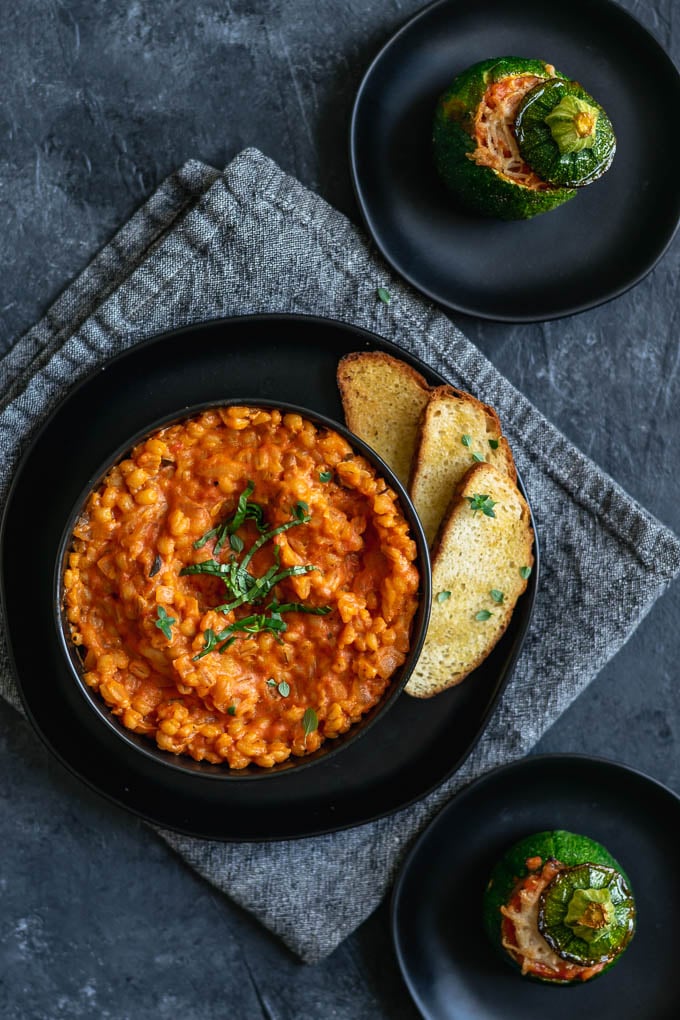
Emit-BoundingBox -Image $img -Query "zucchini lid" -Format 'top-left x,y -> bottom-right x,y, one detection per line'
538,862 -> 636,966
514,78 -> 616,187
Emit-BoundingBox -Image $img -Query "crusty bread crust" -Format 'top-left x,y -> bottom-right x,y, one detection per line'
337,352 -> 430,487
405,463 -> 534,698
337,351 -> 534,698
409,385 -> 516,546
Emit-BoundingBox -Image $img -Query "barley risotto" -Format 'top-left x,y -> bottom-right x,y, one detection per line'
62,405 -> 421,769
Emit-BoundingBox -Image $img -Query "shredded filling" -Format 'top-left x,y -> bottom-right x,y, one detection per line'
469,73 -> 556,190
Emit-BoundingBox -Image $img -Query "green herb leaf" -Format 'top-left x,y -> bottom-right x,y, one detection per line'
461,434 -> 472,448
185,494 -> 330,658
466,493 -> 497,518
227,705 -> 236,716
266,676 -> 291,697
377,287 -> 391,304
302,707 -> 318,740
520,565 -> 532,579
193,628 -> 219,659
149,554 -> 162,578
154,605 -> 176,640
180,559 -> 232,578
436,590 -> 452,604
490,589 -> 504,604
192,481 -> 267,554
472,452 -> 485,463
489,438 -> 500,450
193,526 -> 220,550
274,602 -> 332,616
291,501 -> 310,523
230,480 -> 256,532
475,609 -> 492,621
319,470 -> 333,483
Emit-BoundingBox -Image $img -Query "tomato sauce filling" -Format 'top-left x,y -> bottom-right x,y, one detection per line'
470,73 -> 556,190
63,406 -> 420,769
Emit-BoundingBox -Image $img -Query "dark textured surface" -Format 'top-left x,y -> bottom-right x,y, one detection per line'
0,2 -> 678,1018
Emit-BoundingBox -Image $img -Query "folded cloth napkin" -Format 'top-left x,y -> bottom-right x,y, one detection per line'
1,148 -> 679,963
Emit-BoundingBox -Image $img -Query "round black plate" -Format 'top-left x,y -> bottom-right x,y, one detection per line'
392,754 -> 680,1019
350,0 -> 680,322
0,315 -> 537,841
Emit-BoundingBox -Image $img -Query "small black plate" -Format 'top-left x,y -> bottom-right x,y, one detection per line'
391,754 -> 680,1019
0,314 -> 537,841
350,0 -> 680,322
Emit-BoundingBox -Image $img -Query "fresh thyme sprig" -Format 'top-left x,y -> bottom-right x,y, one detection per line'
466,493 -> 497,518
154,605 -> 176,640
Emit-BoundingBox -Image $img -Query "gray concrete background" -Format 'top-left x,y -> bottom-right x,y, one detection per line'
1,1 -> 678,1017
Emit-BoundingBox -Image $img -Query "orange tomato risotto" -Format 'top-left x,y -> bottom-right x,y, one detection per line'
63,405 -> 421,768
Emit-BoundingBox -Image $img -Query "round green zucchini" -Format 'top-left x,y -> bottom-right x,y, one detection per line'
482,830 -> 636,984
514,78 -> 616,187
433,57 -> 576,220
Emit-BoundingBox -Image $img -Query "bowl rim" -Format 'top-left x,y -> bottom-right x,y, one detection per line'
54,396 -> 432,782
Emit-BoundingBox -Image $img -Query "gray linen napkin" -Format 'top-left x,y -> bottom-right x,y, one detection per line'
2,148 -> 679,963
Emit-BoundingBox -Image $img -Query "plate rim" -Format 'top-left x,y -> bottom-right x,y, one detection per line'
390,751 -> 680,1018
349,0 -> 680,324
0,312 -> 540,840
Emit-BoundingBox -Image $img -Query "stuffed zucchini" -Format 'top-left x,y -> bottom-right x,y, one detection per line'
433,57 -> 616,220
483,830 -> 636,984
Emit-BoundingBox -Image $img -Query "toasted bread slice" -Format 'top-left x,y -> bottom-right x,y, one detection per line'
405,462 -> 534,698
337,351 -> 430,487
409,385 -> 516,546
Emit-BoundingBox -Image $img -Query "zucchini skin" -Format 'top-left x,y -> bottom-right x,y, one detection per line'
482,830 -> 635,985
433,57 -> 576,220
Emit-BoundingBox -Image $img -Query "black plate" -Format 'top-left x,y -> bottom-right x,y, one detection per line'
0,315 -> 537,841
392,754 -> 680,1019
350,0 -> 680,322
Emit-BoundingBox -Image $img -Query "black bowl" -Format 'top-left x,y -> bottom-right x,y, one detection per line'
54,397 -> 432,781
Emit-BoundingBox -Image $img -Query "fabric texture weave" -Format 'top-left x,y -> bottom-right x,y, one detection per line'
1,148 -> 679,962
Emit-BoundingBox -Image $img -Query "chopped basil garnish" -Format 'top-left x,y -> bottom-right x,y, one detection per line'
319,470 -> 333,483
377,287 -> 391,304
490,589 -> 504,604
192,480 -> 266,553
461,434 -> 472,448
489,438 -> 500,450
227,705 -> 236,716
436,590 -> 452,603
475,609 -> 492,621
183,484 -> 330,659
154,605 -> 176,640
520,565 -> 532,579
472,452 -> 485,463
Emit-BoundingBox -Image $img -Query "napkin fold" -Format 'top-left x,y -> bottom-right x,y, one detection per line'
1,148 -> 679,963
